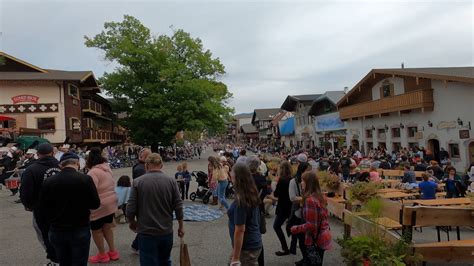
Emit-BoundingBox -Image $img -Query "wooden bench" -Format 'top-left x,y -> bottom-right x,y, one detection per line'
402,206 -> 474,263
380,191 -> 414,199
381,169 -> 403,178
412,198 -> 471,206
412,239 -> 474,263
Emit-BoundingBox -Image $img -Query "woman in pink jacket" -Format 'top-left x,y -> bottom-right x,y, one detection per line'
87,147 -> 119,264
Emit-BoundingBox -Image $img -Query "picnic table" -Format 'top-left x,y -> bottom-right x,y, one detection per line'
374,217 -> 402,230
377,188 -> 403,194
412,198 -> 471,206
380,191 -> 414,199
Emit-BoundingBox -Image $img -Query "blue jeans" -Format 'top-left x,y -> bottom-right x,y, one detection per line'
217,180 -> 229,209
48,226 -> 91,266
138,233 -> 173,266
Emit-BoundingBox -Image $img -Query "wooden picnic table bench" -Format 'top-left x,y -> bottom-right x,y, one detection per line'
413,239 -> 474,263
412,198 -> 471,206
380,192 -> 414,199
377,188 -> 403,194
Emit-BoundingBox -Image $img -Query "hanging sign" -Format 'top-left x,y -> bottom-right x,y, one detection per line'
12,95 -> 39,104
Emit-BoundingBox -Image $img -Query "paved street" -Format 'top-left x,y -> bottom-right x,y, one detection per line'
1,149 -> 472,265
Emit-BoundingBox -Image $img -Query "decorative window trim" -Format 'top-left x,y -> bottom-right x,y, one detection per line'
69,117 -> 81,131
68,83 -> 80,99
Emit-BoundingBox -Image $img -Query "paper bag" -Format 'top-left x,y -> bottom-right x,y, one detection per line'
180,238 -> 191,266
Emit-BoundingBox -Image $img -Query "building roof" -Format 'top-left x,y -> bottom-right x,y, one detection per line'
308,91 -> 345,116
271,111 -> 288,126
252,108 -> 281,124
241,123 -> 258,134
281,94 -> 321,111
234,113 -> 253,119
0,52 -> 99,88
338,67 -> 474,107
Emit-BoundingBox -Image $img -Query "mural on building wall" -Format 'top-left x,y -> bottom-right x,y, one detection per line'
315,112 -> 345,131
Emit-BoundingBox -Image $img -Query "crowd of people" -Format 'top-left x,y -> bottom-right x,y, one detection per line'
3,139 -> 474,266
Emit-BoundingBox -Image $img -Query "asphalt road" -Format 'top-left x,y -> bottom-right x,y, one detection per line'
0,148 -> 472,265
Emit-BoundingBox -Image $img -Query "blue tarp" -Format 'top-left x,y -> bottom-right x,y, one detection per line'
279,117 -> 295,136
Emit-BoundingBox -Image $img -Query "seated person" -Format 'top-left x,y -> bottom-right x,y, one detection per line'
402,165 -> 416,184
418,173 -> 439,200
369,166 -> 382,183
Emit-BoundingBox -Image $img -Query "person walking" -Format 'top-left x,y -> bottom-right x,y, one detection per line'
130,148 -> 151,252
218,156 -> 231,210
208,156 -> 221,206
291,171 -> 332,266
272,161 -> 293,256
288,162 -> 311,265
40,152 -> 101,266
20,143 -> 61,265
127,153 -> 184,266
87,148 -> 119,264
228,163 -> 263,266
182,162 -> 192,200
132,148 -> 151,179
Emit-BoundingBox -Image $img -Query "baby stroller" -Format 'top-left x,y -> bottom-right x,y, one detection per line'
189,171 -> 213,204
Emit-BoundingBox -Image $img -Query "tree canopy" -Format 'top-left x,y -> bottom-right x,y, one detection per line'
85,15 -> 233,146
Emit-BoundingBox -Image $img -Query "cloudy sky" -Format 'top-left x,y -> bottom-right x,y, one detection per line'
1,0 -> 472,113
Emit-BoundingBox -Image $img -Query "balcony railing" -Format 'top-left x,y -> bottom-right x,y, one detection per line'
339,89 -> 434,120
82,129 -> 125,143
82,99 -> 102,115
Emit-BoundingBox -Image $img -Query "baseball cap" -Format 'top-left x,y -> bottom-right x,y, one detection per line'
297,153 -> 308,163
37,143 -> 54,155
60,152 -> 80,162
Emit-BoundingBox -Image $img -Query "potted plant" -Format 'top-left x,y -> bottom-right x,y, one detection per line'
347,182 -> 382,204
317,171 -> 341,197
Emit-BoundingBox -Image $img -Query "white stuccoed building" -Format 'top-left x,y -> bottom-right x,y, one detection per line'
338,67 -> 474,171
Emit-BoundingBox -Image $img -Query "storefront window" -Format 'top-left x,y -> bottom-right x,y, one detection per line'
391,128 -> 401,138
37,117 -> 55,130
407,126 -> 417,138
449,143 -> 460,158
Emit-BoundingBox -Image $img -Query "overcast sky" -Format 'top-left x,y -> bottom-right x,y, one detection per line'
1,0 -> 472,113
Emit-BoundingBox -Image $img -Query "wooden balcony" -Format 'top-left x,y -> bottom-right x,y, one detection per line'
82,99 -> 102,115
82,129 -> 124,143
339,89 -> 434,120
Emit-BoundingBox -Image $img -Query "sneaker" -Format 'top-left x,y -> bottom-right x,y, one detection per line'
44,261 -> 59,266
108,250 -> 120,261
88,253 -> 110,263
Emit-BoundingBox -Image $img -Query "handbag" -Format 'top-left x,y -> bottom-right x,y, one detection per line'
180,238 -> 191,266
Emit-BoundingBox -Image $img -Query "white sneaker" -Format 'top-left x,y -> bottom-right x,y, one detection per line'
44,260 -> 59,266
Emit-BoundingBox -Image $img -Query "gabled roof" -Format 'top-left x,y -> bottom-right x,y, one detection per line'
252,108 -> 281,124
0,52 -> 99,88
241,123 -> 258,134
281,94 -> 321,111
337,67 -> 474,107
308,91 -> 345,116
0,51 -> 47,73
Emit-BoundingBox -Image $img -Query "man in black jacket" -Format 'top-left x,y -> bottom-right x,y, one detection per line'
20,143 -> 61,265
40,152 -> 100,266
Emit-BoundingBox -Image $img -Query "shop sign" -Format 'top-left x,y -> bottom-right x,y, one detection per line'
437,121 -> 457,130
459,130 -> 470,139
11,95 -> 39,104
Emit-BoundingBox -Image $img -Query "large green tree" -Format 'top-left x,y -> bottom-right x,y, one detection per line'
85,15 -> 233,146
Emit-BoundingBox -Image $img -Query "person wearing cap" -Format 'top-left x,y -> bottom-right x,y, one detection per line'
20,143 -> 61,265
0,146 -> 21,196
40,152 -> 100,266
127,153 -> 184,265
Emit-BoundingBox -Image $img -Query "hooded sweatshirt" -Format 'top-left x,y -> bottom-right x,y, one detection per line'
88,163 -> 118,221
20,156 -> 61,210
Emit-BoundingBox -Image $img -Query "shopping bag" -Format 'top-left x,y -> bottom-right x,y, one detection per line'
180,238 -> 191,266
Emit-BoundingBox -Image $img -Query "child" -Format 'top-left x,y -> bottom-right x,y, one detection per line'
182,162 -> 192,200
175,164 -> 185,200
115,175 -> 131,223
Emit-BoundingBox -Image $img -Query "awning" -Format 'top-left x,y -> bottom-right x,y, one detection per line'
279,117 -> 295,136
0,116 -> 15,122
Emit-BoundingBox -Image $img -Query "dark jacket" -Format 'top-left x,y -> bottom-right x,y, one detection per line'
40,167 -> 100,230
20,156 -> 61,210
273,177 -> 291,218
132,161 -> 146,179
